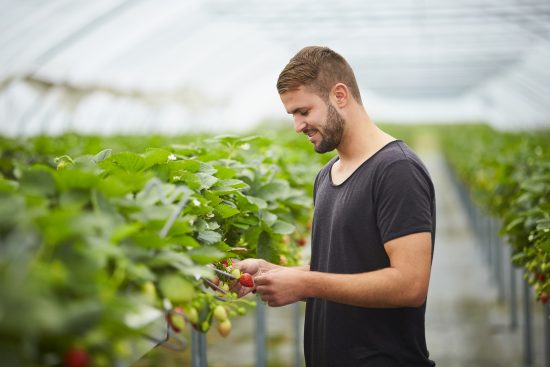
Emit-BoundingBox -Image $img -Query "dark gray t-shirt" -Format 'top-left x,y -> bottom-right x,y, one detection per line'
304,140 -> 436,367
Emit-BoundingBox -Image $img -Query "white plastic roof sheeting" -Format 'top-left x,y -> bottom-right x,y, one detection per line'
0,0 -> 549,136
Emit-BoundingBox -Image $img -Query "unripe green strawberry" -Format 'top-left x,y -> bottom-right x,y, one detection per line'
201,320 -> 211,332
217,319 -> 231,337
187,307 -> 199,324
237,307 -> 246,315
231,268 -> 241,278
141,281 -> 157,304
167,307 -> 186,332
213,305 -> 228,321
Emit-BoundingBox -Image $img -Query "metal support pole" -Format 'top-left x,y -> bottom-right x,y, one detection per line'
489,217 -> 496,276
510,256 -> 518,330
495,230 -> 504,302
545,305 -> 550,367
256,297 -> 267,367
293,302 -> 302,367
523,275 -> 533,367
191,328 -> 207,367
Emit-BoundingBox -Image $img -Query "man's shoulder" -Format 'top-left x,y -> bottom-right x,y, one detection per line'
373,140 -> 427,171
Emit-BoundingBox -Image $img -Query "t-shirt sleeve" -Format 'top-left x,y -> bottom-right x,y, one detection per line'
375,159 -> 433,244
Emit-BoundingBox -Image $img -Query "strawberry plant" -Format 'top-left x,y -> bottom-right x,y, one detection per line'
442,124 -> 550,305
0,133 -> 320,366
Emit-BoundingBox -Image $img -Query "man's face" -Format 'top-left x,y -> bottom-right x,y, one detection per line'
280,86 -> 345,153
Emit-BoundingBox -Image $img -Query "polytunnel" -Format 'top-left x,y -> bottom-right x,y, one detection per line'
1,0 -> 550,136
1,1 -> 549,367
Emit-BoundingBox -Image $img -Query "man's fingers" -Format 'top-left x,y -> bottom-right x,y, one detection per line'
254,274 -> 267,285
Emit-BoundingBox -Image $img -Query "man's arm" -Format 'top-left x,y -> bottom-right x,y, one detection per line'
253,232 -> 432,308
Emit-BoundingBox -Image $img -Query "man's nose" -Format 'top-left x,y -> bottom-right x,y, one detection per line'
293,116 -> 306,133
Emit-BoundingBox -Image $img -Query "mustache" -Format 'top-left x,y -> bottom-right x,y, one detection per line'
303,128 -> 319,136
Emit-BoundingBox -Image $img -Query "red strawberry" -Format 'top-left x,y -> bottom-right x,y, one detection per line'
64,347 -> 89,367
239,273 -> 254,288
540,291 -> 549,304
297,238 -> 306,247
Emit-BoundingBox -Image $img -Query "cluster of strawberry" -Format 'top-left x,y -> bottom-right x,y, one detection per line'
214,259 -> 255,289
164,259 -> 256,338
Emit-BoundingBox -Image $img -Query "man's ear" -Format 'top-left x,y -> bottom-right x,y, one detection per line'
330,83 -> 349,108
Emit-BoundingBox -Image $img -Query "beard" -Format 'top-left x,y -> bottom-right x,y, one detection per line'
313,103 -> 345,153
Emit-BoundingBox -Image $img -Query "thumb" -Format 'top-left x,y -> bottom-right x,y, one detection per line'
235,259 -> 259,275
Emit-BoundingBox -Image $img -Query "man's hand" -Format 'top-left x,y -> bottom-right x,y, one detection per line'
255,267 -> 308,307
232,259 -> 278,297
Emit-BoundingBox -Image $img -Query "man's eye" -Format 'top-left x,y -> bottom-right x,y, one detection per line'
300,110 -> 309,116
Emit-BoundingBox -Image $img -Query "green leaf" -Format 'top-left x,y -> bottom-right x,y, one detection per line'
19,165 -> 56,197
213,165 -> 236,179
0,178 -> 17,193
271,220 -> 296,234
196,173 -> 218,190
159,275 -> 195,304
188,246 -> 225,265
111,223 -> 142,243
143,148 -> 171,169
97,175 -> 133,197
215,203 -> 240,219
130,232 -> 170,249
257,231 -> 278,263
56,169 -> 99,190
92,149 -> 112,163
111,152 -> 146,172
260,211 -> 277,227
197,230 -> 222,245
166,219 -> 193,236
257,180 -> 289,201
247,196 -> 268,209
176,235 -> 201,248
198,163 -> 217,175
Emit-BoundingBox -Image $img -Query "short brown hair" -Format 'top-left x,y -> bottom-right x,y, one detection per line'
276,46 -> 362,105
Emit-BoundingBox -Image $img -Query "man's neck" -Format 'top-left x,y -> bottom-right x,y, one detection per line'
336,109 -> 395,166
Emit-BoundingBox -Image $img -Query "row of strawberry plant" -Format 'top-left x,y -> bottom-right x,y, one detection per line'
0,133 -> 326,367
441,124 -> 550,305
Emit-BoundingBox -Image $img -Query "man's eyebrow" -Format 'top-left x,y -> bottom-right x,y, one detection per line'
288,107 -> 305,115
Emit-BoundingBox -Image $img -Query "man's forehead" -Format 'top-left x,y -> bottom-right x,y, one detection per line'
281,86 -> 319,106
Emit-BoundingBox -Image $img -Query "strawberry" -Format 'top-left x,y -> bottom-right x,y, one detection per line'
217,319 -> 232,337
213,305 -> 228,321
166,307 -> 185,333
231,268 -> 241,278
239,273 -> 254,288
187,307 -> 199,324
297,238 -> 307,247
63,346 -> 89,367
539,291 -> 549,304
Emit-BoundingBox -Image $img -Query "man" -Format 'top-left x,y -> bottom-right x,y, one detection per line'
236,46 -> 436,367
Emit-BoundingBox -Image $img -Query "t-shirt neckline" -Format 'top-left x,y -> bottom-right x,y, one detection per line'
329,139 -> 402,187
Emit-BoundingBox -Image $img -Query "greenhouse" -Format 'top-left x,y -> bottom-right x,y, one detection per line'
1,0 -> 549,366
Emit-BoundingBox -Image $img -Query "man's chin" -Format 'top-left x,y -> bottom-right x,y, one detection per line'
313,143 -> 336,154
